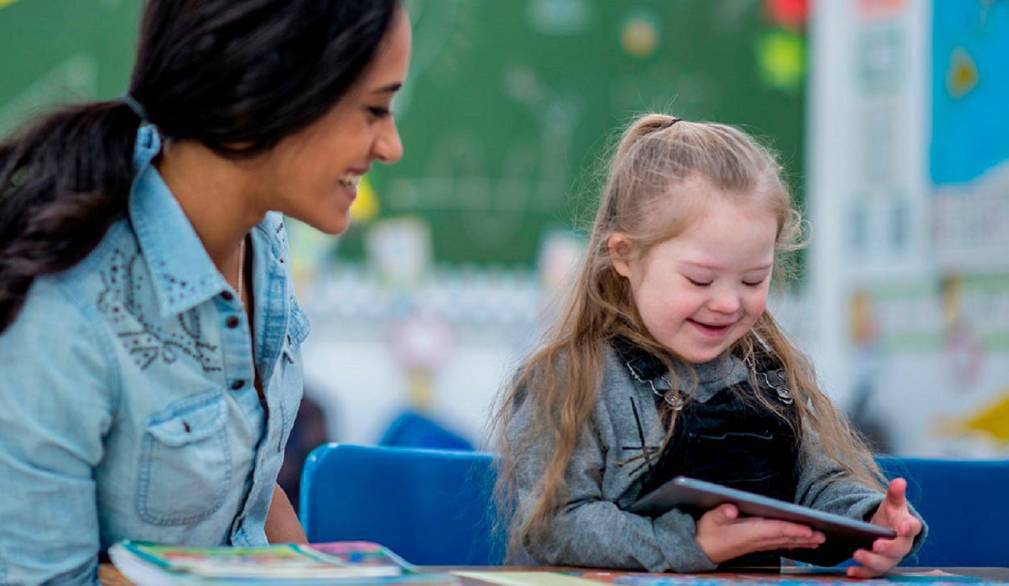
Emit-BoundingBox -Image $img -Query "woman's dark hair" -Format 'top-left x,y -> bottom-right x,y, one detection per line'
0,0 -> 399,332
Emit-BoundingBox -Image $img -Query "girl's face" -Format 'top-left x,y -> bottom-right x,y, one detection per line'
249,8 -> 411,234
610,187 -> 778,364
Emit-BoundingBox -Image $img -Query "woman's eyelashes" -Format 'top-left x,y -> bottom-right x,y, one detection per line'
366,105 -> 392,119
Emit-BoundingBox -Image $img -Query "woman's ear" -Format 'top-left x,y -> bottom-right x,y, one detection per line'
608,233 -> 633,278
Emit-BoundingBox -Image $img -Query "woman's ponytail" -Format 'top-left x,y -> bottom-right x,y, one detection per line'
0,0 -> 401,334
0,100 -> 140,332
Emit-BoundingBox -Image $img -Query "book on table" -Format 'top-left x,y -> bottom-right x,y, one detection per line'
109,540 -> 457,584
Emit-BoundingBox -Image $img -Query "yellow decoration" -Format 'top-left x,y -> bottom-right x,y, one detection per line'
406,367 -> 434,412
349,175 -> 379,222
620,16 -> 659,59
849,290 -> 875,347
286,218 -> 332,286
947,47 -> 979,99
955,388 -> 1009,442
0,0 -> 21,7
757,30 -> 804,93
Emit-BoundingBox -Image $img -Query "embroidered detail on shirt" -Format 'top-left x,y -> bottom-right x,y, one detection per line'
97,246 -> 221,372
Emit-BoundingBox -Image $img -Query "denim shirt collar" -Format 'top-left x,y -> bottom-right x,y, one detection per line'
128,126 -> 286,318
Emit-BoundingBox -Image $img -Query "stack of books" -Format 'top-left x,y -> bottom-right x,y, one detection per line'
109,540 -> 458,584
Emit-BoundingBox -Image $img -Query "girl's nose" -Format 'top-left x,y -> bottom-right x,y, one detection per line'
707,288 -> 741,314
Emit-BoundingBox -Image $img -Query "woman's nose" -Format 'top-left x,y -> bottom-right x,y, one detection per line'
373,119 -> 403,164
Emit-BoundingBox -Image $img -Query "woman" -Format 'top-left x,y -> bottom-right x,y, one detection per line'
0,1 -> 410,583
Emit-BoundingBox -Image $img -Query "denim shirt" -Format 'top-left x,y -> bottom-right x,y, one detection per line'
0,127 -> 310,585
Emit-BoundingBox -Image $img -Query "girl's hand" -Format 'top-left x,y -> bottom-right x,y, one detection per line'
695,503 -> 826,564
848,478 -> 923,579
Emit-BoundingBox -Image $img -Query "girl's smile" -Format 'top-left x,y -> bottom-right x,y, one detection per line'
611,182 -> 777,364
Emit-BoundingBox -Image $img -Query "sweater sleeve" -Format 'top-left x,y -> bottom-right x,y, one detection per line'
791,427 -> 928,566
507,396 -> 717,573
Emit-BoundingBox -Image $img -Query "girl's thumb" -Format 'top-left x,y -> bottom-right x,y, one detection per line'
719,503 -> 738,521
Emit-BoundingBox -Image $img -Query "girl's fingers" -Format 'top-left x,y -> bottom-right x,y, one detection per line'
734,517 -> 816,540
847,564 -> 882,579
902,515 -> 923,537
872,535 -> 913,558
758,530 -> 826,551
886,477 -> 908,506
853,547 -> 897,574
717,503 -> 739,521
754,538 -> 823,552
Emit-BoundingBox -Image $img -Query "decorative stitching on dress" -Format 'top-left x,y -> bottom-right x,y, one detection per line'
97,245 -> 221,372
617,396 -> 662,477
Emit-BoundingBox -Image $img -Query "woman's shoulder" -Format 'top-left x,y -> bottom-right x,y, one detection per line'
0,232 -> 125,383
20,219 -> 135,320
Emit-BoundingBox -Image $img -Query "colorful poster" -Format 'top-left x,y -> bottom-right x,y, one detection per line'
930,0 -> 1009,263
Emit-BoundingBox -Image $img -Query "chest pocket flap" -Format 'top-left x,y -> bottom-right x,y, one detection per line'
146,394 -> 225,446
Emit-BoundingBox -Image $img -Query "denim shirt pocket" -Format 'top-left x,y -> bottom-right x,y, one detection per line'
137,391 -> 232,525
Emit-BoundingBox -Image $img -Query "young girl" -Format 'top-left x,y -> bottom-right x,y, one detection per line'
0,1 -> 408,583
495,114 -> 925,578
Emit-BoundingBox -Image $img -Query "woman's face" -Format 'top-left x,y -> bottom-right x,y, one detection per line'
252,8 -> 411,234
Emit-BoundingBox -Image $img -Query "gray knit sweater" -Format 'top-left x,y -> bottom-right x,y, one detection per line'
506,343 -> 926,572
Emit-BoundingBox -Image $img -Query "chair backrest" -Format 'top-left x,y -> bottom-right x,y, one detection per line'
877,456 -> 1009,567
378,410 -> 475,451
300,443 -> 503,566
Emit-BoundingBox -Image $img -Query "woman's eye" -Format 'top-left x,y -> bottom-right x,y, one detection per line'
686,277 -> 712,287
367,106 -> 392,119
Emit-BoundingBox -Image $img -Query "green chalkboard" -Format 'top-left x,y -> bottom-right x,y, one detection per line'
350,0 -> 806,267
0,0 -> 804,269
0,0 -> 141,137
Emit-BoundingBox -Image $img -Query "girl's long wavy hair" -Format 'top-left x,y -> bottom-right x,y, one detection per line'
0,0 -> 399,334
492,113 -> 884,556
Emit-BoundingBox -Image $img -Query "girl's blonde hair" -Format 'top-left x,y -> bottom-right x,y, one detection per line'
493,113 -> 884,555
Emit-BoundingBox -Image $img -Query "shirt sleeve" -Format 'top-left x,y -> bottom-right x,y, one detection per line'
0,283 -> 118,585
507,395 -> 717,573
793,426 -> 928,566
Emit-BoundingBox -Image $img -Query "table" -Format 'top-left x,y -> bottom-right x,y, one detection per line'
99,564 -> 1009,584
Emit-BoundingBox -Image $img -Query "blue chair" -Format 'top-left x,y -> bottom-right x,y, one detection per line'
378,410 -> 475,451
300,443 -> 504,566
877,456 -> 1009,566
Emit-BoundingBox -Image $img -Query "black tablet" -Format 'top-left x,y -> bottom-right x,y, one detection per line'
629,476 -> 896,547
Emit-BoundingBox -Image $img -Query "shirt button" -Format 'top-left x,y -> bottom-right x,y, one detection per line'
225,316 -> 240,329
231,379 -> 245,391
221,291 -> 234,302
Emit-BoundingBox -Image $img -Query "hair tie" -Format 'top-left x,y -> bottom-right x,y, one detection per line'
120,93 -> 148,121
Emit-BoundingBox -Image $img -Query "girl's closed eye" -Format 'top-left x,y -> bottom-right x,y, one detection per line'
685,276 -> 713,287
743,277 -> 767,287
